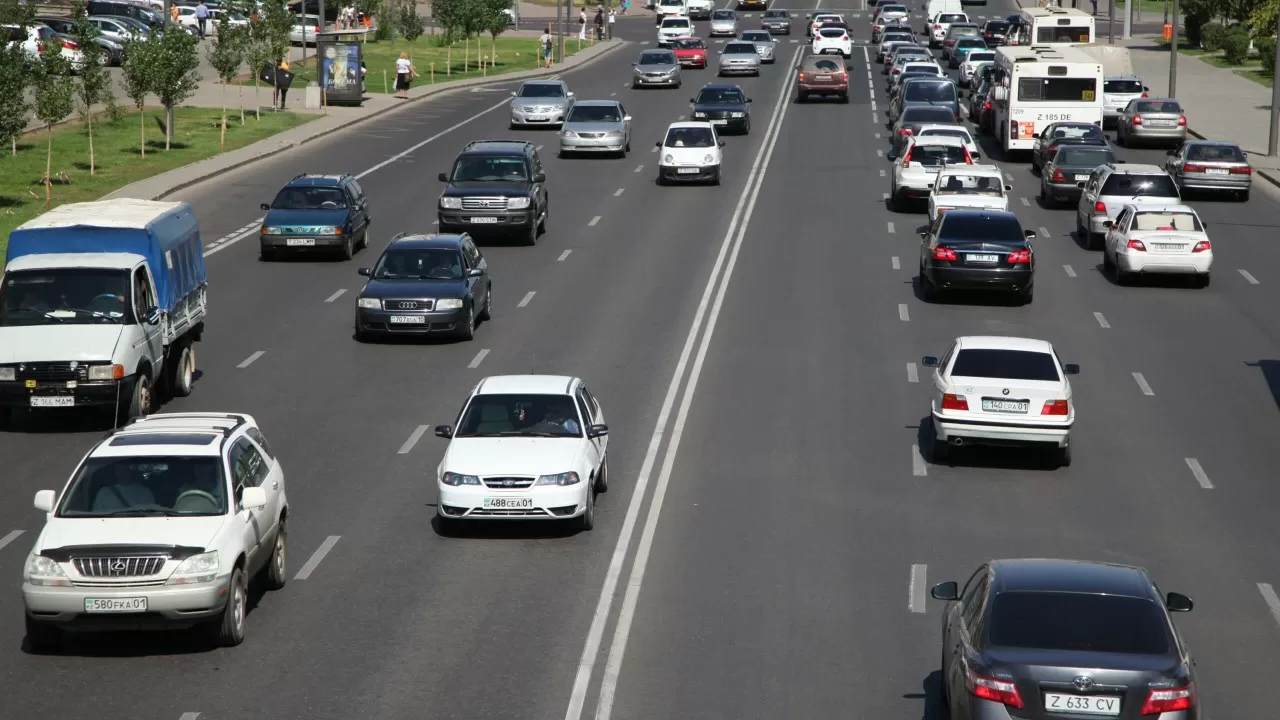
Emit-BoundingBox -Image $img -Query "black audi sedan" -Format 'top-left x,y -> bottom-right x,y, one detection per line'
354,233 -> 492,342
917,210 -> 1036,304
931,558 -> 1198,720
690,84 -> 752,135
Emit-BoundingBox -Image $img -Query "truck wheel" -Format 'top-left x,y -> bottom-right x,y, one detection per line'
166,343 -> 195,398
117,373 -> 152,426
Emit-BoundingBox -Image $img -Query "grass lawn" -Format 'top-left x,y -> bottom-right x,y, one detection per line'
241,35 -> 585,94
1,107 -> 311,258
1199,53 -> 1260,69
1110,0 -> 1172,13
1235,68 -> 1275,88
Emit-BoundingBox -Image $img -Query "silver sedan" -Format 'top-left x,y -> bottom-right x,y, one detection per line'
1165,139 -> 1252,201
510,79 -> 575,128
709,9 -> 738,36
1116,97 -> 1187,148
718,41 -> 761,76
559,100 -> 632,158
632,48 -> 683,88
738,30 -> 776,63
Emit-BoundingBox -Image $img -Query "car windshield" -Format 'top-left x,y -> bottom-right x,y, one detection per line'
661,18 -> 690,28
819,28 -> 846,37
908,143 -> 967,166
0,268 -> 133,326
988,591 -> 1171,655
1056,147 -> 1113,166
1100,173 -> 1179,197
1104,79 -> 1144,93
271,186 -> 346,209
1132,211 -> 1203,232
956,38 -> 986,46
951,26 -> 981,36
951,349 -> 1058,380
568,104 -> 623,122
456,393 -> 584,438
895,50 -> 931,63
1132,100 -> 1181,113
742,32 -> 770,41
1187,143 -> 1246,162
1048,124 -> 1104,142
936,173 -> 1003,196
451,155 -> 529,182
672,38 -> 704,49
725,42 -> 756,53
665,126 -> 716,147
372,248 -> 464,279
903,107 -> 956,123
58,456 -> 228,518
697,88 -> 744,104
904,81 -> 956,103
967,52 -> 995,62
518,83 -> 565,98
712,10 -> 734,19
638,52 -> 674,65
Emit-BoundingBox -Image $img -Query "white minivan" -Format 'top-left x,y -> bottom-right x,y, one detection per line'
923,0 -> 963,31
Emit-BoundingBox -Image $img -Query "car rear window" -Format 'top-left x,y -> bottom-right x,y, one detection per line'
883,32 -> 913,42
1133,210 -> 1203,232
1048,124 -> 1105,142
968,52 -> 995,62
951,26 -> 981,36
950,349 -> 1059,380
1133,100 -> 1182,114
906,143 -> 968,167
988,592 -> 1171,655
939,13 -> 966,22
903,106 -> 957,123
1056,147 -> 1113,166
904,81 -> 957,103
956,37 -> 986,46
1187,143 -> 1246,162
805,58 -> 843,71
1104,79 -> 1144,93
920,128 -> 972,143
985,21 -> 1009,32
904,63 -> 941,75
1100,173 -> 1179,198
819,28 -> 847,37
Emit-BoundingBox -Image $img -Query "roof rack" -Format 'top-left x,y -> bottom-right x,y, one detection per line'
463,139 -> 533,150
119,412 -> 249,438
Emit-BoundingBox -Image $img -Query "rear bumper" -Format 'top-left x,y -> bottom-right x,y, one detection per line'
933,411 -> 1072,448
798,82 -> 849,94
1042,181 -> 1084,201
1175,173 -> 1251,191
1128,126 -> 1187,143
926,265 -> 1033,292
1117,251 -> 1212,275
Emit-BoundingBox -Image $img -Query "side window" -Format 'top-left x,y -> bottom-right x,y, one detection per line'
958,564 -> 986,607
618,104 -> 627,118
228,440 -> 249,503
930,213 -> 946,241
938,342 -> 957,375
133,267 -> 154,318
343,183 -> 359,205
232,437 -> 269,489
962,574 -> 990,629
246,427 -> 275,460
466,239 -> 483,268
574,390 -> 592,426
581,387 -> 601,419
349,179 -> 365,200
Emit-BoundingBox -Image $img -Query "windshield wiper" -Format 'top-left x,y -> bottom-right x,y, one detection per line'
101,508 -> 180,517
493,430 -> 567,437
63,308 -> 121,322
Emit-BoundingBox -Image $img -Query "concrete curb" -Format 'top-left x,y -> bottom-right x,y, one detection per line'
106,38 -> 629,202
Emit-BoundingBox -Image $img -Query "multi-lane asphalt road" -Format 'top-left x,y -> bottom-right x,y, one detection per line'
4,1 -> 1280,718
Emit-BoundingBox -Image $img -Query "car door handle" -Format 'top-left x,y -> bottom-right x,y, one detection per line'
271,481 -> 279,490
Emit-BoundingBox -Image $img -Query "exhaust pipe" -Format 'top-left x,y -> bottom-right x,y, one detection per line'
952,437 -> 964,446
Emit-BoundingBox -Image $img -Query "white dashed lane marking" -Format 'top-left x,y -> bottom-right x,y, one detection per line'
589,216 -> 602,227
912,444 -> 927,476
1038,226 -> 1050,238
891,256 -> 900,270
1239,269 -> 1260,284
518,291 -> 537,308
1020,197 -> 1030,206
397,426 -> 428,455
0,529 -> 24,553
468,348 -> 490,369
294,536 -> 342,580
558,249 -> 572,262
237,351 -> 265,369
634,164 -> 644,172
324,289 -> 347,303
1093,312 -> 1110,328
906,362 -> 918,382
1063,264 -> 1077,278
887,221 -> 895,234
1132,372 -> 1154,396
898,303 -> 910,321
614,188 -> 625,197
1185,458 -> 1213,489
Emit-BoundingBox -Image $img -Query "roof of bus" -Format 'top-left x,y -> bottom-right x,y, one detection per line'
1017,6 -> 1095,18
994,44 -> 1102,65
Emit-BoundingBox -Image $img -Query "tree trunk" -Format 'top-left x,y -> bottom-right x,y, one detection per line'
221,106 -> 227,151
88,110 -> 95,175
139,104 -> 146,158
164,105 -> 171,151
447,44 -> 451,75
11,137 -> 15,156
491,33 -> 496,65
253,77 -> 261,120
44,125 -> 52,209
238,83 -> 245,124
465,36 -> 469,73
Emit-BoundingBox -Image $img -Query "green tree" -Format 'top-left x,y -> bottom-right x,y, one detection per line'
1249,0 -> 1278,34
1180,0 -> 1223,45
478,0 -> 511,64
32,45 -> 75,208
247,0 -> 293,118
206,8 -> 247,147
395,0 -> 425,54
0,44 -> 30,157
432,0 -> 462,42
69,1 -> 114,174
120,35 -> 155,157
150,18 -> 201,150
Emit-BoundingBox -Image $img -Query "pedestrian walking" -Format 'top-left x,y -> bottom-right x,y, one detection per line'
1090,0 -> 1098,14
274,57 -> 291,108
169,3 -> 179,24
594,6 -> 604,40
394,51 -> 418,99
607,8 -> 616,38
579,8 -> 587,40
540,27 -> 554,67
195,0 -> 209,39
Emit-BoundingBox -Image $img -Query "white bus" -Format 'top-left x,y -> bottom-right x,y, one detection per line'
989,45 -> 1104,153
1009,7 -> 1095,46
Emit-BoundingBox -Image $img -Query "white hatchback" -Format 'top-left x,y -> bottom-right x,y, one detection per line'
658,16 -> 693,46
811,27 -> 852,57
1102,203 -> 1212,287
434,375 -> 610,532
656,121 -> 725,185
923,336 -> 1079,467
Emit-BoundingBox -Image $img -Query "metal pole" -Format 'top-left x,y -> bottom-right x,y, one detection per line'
320,0 -> 326,35
556,0 -> 564,63
1168,0 -> 1178,97
1123,0 -> 1131,38
163,0 -> 173,143
1269,8 -> 1280,156
1108,0 -> 1115,44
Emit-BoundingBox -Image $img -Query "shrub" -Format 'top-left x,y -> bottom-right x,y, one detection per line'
1199,23 -> 1225,52
1222,28 -> 1250,64
1258,36 -> 1277,76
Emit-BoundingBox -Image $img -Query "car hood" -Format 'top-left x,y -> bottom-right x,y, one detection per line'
564,121 -> 626,133
0,325 -> 124,363
720,52 -> 759,61
360,278 -> 468,300
263,208 -> 349,228
635,63 -> 679,73
748,41 -> 775,52
710,19 -> 737,26
441,181 -> 532,197
442,437 -> 585,477
512,97 -> 568,108
36,515 -> 228,555
694,102 -> 748,113
933,195 -> 1009,212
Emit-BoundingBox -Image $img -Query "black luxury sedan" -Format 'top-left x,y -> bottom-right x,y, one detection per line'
690,84 -> 752,135
354,233 -> 492,342
931,558 -> 1198,720
917,210 -> 1036,304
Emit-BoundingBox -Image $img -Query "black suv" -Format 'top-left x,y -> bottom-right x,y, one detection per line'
259,173 -> 372,260
437,140 -> 548,246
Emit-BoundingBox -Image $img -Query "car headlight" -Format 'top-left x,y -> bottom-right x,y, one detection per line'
693,112 -> 707,118
436,298 -> 464,310
357,298 -> 382,309
606,130 -> 623,137
703,154 -> 714,164
87,364 -> 124,381
561,130 -> 576,137
507,196 -> 531,209
315,226 -> 339,236
442,472 -> 481,486
25,554 -> 70,587
0,367 -> 15,381
440,197 -> 462,209
262,226 -> 282,235
168,550 -> 219,585
730,112 -> 745,118
664,154 -> 674,163
535,471 -> 581,486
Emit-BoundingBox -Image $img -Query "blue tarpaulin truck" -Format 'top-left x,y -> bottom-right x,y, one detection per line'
0,199 -> 207,428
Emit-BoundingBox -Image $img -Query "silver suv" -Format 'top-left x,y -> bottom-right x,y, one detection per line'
1075,163 -> 1181,250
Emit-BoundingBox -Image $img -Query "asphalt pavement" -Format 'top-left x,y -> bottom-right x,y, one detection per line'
3,0 -> 1280,719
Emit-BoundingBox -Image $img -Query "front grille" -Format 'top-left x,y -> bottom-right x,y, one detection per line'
15,362 -> 88,383
697,110 -> 730,119
644,72 -> 668,77
74,579 -> 167,588
483,476 -> 536,489
461,196 -> 508,211
73,556 -> 166,578
383,299 -> 436,311
577,132 -> 606,138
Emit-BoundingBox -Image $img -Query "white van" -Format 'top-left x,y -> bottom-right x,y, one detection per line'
923,0 -> 963,27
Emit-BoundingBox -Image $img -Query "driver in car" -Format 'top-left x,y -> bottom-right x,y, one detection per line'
92,463 -> 157,511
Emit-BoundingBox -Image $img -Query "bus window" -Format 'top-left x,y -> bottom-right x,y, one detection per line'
1016,77 -> 1096,102
1036,25 -> 1090,43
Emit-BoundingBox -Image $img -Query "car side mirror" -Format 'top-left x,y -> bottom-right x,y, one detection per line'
438,172 -> 449,182
434,425 -> 453,439
921,355 -> 939,367
358,267 -> 372,277
655,141 -> 663,148
33,490 -> 56,513
746,97 -> 753,102
718,140 -> 726,147
1004,184 -> 1012,191
588,423 -> 609,438
916,225 -> 929,237
846,64 -> 853,70
1062,363 -> 1080,375
1076,181 -> 1086,188
567,91 -> 575,97
930,581 -> 960,601
259,202 -> 270,211
1024,229 -> 1036,239
468,267 -> 484,278
145,306 -> 161,325
533,172 -> 547,183
1031,132 -> 1040,138
510,91 -> 517,96
1102,220 -> 1112,228
689,97 -> 696,103
1166,591 -> 1194,612
240,485 -> 267,511
623,115 -> 632,121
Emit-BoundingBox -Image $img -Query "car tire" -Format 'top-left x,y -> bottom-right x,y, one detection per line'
165,341 -> 195,398
354,323 -> 372,343
1239,189 -> 1250,202
631,83 -> 639,89
625,139 -> 631,152
258,519 -> 288,591
478,285 -> 493,321
358,227 -> 369,250
338,235 -> 354,261
456,304 -> 476,341
1038,185 -> 1051,207
24,617 -> 62,654
577,489 -> 596,531
931,434 -> 950,464
1018,284 -> 1033,305
919,266 -> 937,302
839,93 -> 849,103
523,221 -> 538,247
710,168 -> 721,185
119,372 -> 151,426
538,200 -> 548,235
657,174 -> 667,186
204,566 -> 247,647
797,91 -> 808,103
1054,444 -> 1072,468
1194,273 -> 1211,289
1103,248 -> 1116,276
594,458 -> 609,492
742,118 -> 751,135
1115,127 -> 1126,146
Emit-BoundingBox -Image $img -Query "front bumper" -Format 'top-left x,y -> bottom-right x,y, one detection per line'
261,233 -> 347,251
933,411 -> 1071,448
510,110 -> 568,126
1117,250 -> 1212,275
718,63 -> 760,74
925,264 -> 1034,292
356,307 -> 465,335
633,72 -> 680,86
439,210 -> 534,234
659,163 -> 720,182
676,55 -> 707,67
0,378 -> 124,409
438,484 -> 589,520
561,135 -> 627,152
692,116 -> 748,132
24,576 -> 230,630
1175,172 -> 1251,192
709,25 -> 738,36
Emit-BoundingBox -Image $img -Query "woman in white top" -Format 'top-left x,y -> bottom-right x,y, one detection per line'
394,52 -> 418,99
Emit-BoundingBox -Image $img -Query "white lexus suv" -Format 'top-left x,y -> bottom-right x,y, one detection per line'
434,375 -> 610,533
22,413 -> 289,652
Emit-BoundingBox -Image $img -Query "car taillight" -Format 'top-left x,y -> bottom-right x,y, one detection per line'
1127,239 -> 1147,251
933,247 -> 957,262
837,72 -> 847,80
1041,399 -> 1069,415
1051,168 -> 1066,182
1177,115 -> 1187,126
1182,162 -> 1204,173
798,72 -> 805,80
1140,685 -> 1194,715
983,100 -> 991,110
901,149 -> 913,167
899,128 -> 913,135
941,392 -> 968,410
1008,249 -> 1031,264
1094,201 -> 1106,213
841,34 -> 848,40
1140,91 -> 1148,98
1132,115 -> 1143,125
966,670 -> 1024,709
1009,120 -> 1019,138
1232,165 -> 1252,174
62,39 -> 79,50
1192,240 -> 1211,253
934,23 -> 942,29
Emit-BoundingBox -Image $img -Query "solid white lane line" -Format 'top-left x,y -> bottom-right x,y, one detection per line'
907,362 -> 918,383
237,351 -> 265,369
1020,197 -> 1030,206
909,564 -> 928,613
887,221 -> 896,234
1259,583 -> 1280,629
880,168 -> 886,177
614,188 -> 625,197
1038,226 -> 1050,238
912,444 -> 927,476
518,291 -> 536,308
581,45 -> 804,720
179,714 -> 201,720
589,216 -> 602,227
294,536 -> 341,580
0,529 -> 24,552
891,256 -> 900,270
1133,372 -> 1154,396
1063,264 -> 1077,277
634,164 -> 644,172
558,249 -> 572,262
467,348 -> 490,369
398,425 -> 429,455
324,289 -> 347,303
898,303 -> 910,321
1185,458 -> 1213,489
610,92 -> 616,96
1093,312 -> 1110,328
1239,269 -> 1260,284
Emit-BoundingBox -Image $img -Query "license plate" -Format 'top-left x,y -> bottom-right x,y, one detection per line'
1043,693 -> 1122,716
677,167 -> 700,174
1074,174 -> 1090,181
981,398 -> 1029,413
483,497 -> 534,509
1146,119 -> 1175,126
30,396 -> 74,407
966,254 -> 998,263
84,597 -> 147,613
1153,243 -> 1185,250
389,315 -> 426,324
286,238 -> 315,247
1204,167 -> 1230,175
470,217 -> 499,224
711,119 -> 728,125
527,115 -> 547,121
816,74 -> 831,80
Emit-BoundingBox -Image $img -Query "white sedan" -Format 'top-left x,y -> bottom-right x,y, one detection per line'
923,336 -> 1078,467
1102,204 -> 1212,287
433,375 -> 610,532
